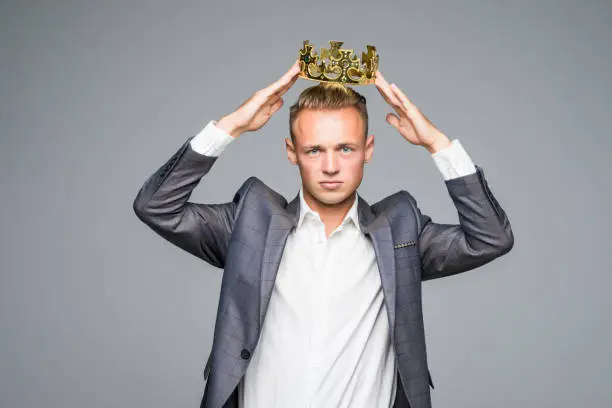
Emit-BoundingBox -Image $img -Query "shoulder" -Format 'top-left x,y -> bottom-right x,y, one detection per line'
368,190 -> 422,236
369,189 -> 418,217
233,176 -> 288,208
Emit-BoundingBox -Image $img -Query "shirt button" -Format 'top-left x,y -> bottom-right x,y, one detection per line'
240,349 -> 251,359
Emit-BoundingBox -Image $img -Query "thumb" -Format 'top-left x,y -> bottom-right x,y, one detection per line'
386,113 -> 400,129
270,98 -> 284,115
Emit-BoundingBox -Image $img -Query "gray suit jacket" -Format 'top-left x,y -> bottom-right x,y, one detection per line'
133,137 -> 514,408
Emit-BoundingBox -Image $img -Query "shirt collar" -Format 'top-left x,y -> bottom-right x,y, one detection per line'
296,186 -> 360,231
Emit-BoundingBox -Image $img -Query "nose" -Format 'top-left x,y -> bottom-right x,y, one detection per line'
322,152 -> 339,175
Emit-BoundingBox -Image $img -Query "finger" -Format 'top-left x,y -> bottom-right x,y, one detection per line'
374,70 -> 390,97
267,93 -> 282,107
374,71 -> 404,112
374,70 -> 390,89
386,113 -> 401,130
374,71 -> 399,102
377,84 -> 402,111
261,75 -> 298,112
389,83 -> 418,118
274,74 -> 299,98
261,71 -> 297,100
378,85 -> 407,120
263,60 -> 301,97
269,97 -> 284,115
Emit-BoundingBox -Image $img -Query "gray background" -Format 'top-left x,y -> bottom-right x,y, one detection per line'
1,0 -> 611,407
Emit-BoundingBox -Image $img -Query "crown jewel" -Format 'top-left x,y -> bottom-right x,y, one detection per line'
298,40 -> 379,85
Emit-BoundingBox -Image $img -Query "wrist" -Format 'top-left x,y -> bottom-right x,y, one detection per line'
216,115 -> 243,138
424,135 -> 452,154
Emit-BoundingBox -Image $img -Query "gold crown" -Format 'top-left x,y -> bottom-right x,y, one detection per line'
298,40 -> 379,85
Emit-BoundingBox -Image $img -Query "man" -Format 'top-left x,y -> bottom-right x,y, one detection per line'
133,59 -> 514,408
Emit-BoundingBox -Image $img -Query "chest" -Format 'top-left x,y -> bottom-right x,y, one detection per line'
273,226 -> 381,311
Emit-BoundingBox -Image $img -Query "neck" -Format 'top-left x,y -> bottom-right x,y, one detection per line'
302,188 -> 356,231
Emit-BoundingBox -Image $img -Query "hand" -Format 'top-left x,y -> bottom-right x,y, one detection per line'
374,71 -> 451,154
216,59 -> 301,138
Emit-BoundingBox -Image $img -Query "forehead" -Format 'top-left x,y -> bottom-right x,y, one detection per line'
293,107 -> 365,145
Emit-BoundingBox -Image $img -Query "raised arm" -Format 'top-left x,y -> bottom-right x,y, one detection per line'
133,60 -> 301,268
374,71 -> 514,280
406,166 -> 514,280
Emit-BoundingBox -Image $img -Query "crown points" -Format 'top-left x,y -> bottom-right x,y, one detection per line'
298,40 -> 379,86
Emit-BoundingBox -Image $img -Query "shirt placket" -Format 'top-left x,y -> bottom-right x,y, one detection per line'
306,217 -> 328,407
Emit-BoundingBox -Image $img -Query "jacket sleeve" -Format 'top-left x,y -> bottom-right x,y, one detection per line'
132,137 -> 254,269
406,165 -> 514,281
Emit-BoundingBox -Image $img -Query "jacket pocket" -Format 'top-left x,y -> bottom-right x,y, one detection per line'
394,243 -> 420,270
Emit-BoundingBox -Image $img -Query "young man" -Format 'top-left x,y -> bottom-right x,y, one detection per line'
133,60 -> 513,408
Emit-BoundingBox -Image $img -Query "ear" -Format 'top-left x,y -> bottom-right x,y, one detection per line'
364,134 -> 374,163
285,137 -> 297,165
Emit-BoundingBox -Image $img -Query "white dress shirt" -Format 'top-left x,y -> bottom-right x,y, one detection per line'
190,120 -> 476,408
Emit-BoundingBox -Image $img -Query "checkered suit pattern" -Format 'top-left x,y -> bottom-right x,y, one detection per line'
133,137 -> 513,408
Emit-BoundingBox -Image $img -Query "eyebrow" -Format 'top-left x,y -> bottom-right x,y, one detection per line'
302,143 -> 359,151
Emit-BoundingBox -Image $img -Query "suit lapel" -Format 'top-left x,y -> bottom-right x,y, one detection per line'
258,193 -> 396,339
258,196 -> 299,328
359,197 -> 397,340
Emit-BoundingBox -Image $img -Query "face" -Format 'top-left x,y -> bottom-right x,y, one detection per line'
286,106 -> 374,213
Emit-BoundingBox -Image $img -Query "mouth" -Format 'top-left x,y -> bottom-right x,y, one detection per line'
319,181 -> 343,190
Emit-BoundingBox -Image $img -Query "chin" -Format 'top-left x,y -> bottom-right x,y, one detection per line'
315,190 -> 352,204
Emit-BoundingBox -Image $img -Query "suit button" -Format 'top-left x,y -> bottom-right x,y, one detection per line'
240,349 -> 251,360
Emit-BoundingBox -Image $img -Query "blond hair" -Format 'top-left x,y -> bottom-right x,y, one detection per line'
289,83 -> 368,142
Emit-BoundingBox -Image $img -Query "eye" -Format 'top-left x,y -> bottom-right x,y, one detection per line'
307,147 -> 319,154
341,146 -> 353,153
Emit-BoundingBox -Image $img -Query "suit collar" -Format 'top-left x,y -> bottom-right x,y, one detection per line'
264,188 -> 396,339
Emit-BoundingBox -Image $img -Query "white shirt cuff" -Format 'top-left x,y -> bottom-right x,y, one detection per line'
431,139 -> 477,180
190,120 -> 235,156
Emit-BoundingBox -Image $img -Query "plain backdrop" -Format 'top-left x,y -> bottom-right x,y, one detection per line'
1,1 -> 611,407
